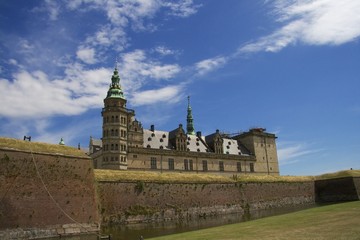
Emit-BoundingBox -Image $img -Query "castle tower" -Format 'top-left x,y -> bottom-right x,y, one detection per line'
186,96 -> 195,135
101,66 -> 134,169
234,128 -> 279,175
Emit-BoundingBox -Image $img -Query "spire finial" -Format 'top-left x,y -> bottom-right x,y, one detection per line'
115,56 -> 119,70
186,95 -> 195,135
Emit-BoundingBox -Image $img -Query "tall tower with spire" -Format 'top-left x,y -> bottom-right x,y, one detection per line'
101,66 -> 134,169
186,96 -> 195,135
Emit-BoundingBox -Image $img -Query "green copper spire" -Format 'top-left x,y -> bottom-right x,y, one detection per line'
186,96 -> 195,135
59,138 -> 65,145
106,65 -> 126,99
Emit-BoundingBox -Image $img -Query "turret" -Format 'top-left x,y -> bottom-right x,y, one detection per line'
186,96 -> 195,135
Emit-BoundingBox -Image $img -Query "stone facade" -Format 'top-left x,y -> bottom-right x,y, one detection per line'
90,68 -> 280,176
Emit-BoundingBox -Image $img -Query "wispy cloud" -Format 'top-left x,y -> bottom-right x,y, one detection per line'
239,0 -> 360,53
76,47 -> 97,64
277,142 -> 322,166
195,56 -> 227,75
131,85 -> 184,106
153,46 -> 181,57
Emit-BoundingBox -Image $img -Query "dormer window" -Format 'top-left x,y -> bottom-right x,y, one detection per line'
148,137 -> 152,141
162,134 -> 166,138
160,138 -> 164,142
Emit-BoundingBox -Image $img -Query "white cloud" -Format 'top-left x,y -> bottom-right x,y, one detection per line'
76,47 -> 97,64
162,0 -> 202,17
277,142 -> 322,165
118,50 -> 181,93
153,46 -> 180,56
0,65 -> 112,118
131,85 -> 184,106
239,0 -> 360,53
195,56 -> 227,75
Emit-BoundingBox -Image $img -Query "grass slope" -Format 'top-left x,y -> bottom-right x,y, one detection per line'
0,137 -> 87,157
149,201 -> 360,240
94,169 -> 314,183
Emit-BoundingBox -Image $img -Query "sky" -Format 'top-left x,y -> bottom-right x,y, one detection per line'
0,0 -> 359,176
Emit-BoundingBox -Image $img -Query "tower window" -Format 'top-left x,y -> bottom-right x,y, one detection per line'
202,160 -> 208,171
237,162 -> 242,172
168,158 -> 174,170
250,163 -> 255,172
219,161 -> 224,172
151,157 -> 157,169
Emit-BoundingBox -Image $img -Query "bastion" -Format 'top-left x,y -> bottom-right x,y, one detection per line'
0,137 -> 100,239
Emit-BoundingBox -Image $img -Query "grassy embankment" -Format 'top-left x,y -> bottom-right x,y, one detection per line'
94,169 -> 360,183
0,137 -> 87,157
148,201 -> 360,240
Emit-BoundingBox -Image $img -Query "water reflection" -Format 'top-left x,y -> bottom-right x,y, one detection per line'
101,204 -> 316,240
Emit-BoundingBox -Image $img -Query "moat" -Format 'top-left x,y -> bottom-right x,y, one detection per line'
45,204 -> 316,240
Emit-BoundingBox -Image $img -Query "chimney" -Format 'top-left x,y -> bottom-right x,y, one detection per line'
150,125 -> 155,132
196,131 -> 202,137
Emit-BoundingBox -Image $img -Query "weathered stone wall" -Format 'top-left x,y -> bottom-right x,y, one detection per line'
0,147 -> 100,239
97,180 -> 314,225
315,177 -> 360,202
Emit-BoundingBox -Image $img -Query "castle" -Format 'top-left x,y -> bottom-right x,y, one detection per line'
89,67 -> 280,175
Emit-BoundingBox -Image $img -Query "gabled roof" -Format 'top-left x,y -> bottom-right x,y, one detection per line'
186,134 -> 209,153
143,129 -> 172,150
222,138 -> 241,155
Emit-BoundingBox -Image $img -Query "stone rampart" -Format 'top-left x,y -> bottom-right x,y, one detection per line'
315,177 -> 360,202
97,180 -> 315,224
0,144 -> 100,239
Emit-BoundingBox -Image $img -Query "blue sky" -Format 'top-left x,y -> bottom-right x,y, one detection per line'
0,0 -> 359,176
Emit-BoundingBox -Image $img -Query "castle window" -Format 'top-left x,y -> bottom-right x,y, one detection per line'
135,128 -> 138,132
168,158 -> 174,170
151,157 -> 157,169
115,144 -> 118,150
219,161 -> 224,172
111,144 -> 114,150
111,157 -> 114,161
250,163 -> 255,172
202,160 -> 208,171
111,129 -> 114,136
160,146 -> 163,149
115,116 -> 119,122
111,116 -> 114,122
189,160 -> 193,171
115,129 -> 118,136
237,162 -> 242,172
184,159 -> 189,171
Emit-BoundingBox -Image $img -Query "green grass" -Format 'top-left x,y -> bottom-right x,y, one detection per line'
316,170 -> 360,180
94,169 -> 360,184
0,137 -> 87,157
94,169 -> 315,183
149,201 -> 360,240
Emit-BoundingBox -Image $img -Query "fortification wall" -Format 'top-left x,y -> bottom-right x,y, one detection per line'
0,147 -> 100,239
315,177 -> 360,202
97,180 -> 314,224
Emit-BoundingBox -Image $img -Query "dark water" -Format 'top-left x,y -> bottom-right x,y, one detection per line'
101,204 -> 316,240
47,204 -> 316,240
